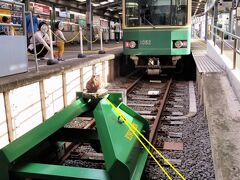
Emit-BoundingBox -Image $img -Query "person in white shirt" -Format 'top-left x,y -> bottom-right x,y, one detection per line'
27,21 -> 51,59
114,21 -> 120,43
54,21 -> 66,61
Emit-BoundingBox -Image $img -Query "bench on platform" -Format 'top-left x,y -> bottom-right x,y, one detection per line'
193,55 -> 224,105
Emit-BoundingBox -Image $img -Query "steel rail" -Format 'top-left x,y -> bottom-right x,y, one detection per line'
60,73 -> 143,163
126,75 -> 144,95
149,78 -> 172,143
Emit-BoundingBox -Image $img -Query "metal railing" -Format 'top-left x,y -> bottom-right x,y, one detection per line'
191,27 -> 201,39
209,25 -> 240,69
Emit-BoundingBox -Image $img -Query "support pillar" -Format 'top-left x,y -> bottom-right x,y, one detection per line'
229,8 -> 233,35
86,0 -> 93,50
205,12 -> 208,41
213,0 -> 218,43
23,0 -> 30,12
51,5 -> 56,30
108,20 -> 111,42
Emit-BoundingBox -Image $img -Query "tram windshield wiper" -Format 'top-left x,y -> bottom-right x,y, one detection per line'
142,15 -> 156,28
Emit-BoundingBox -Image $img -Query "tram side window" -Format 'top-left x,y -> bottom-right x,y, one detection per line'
125,0 -> 140,27
172,0 -> 188,25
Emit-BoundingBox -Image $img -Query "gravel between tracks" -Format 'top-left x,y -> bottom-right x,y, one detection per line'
145,81 -> 215,180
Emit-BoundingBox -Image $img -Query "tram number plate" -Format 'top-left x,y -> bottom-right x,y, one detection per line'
140,40 -> 151,46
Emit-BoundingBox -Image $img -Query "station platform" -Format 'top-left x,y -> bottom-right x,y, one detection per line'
191,39 -> 240,180
28,41 -> 122,71
0,42 -> 122,147
0,41 -> 122,93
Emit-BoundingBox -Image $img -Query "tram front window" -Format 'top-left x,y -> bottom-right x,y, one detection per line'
125,0 -> 188,27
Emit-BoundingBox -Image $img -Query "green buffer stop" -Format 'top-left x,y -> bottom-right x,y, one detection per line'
94,94 -> 149,180
0,93 -> 150,180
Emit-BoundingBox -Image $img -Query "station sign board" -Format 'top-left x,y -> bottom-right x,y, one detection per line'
59,11 -> 70,18
32,3 -> 50,15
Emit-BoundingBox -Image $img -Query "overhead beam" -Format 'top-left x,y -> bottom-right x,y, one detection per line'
33,0 -> 85,11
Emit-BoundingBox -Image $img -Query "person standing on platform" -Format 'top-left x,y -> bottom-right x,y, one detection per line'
54,21 -> 66,61
27,21 -> 51,59
26,13 -> 39,40
26,14 -> 39,34
114,21 -> 120,43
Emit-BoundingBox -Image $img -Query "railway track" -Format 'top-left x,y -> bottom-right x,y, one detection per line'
57,74 -> 196,179
1,72 -> 215,180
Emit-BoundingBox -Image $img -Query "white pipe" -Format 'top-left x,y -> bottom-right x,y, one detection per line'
48,26 -> 54,60
80,27 -> 83,55
100,27 -> 103,51
29,12 -> 38,72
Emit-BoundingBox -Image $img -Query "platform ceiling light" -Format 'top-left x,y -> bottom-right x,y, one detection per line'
194,1 -> 202,16
104,12 -> 111,16
107,8 -> 114,11
76,0 -> 86,2
100,1 -> 109,5
114,14 -> 119,18
92,3 -> 100,7
108,0 -> 114,2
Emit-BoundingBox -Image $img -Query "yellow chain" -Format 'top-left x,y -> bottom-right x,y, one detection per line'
27,45 -> 45,56
50,30 -> 80,43
82,34 -> 99,43
51,28 -> 100,44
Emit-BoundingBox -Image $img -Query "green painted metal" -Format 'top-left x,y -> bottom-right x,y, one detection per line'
93,93 -> 149,180
0,97 -> 90,180
123,27 -> 191,56
0,93 -> 150,180
12,163 -> 110,180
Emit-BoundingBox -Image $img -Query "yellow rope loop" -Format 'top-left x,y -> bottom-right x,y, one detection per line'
82,34 -> 99,43
50,30 -> 80,43
106,99 -> 186,180
27,45 -> 46,57
36,46 -> 46,56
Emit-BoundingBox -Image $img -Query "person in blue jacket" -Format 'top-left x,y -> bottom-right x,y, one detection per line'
26,14 -> 39,35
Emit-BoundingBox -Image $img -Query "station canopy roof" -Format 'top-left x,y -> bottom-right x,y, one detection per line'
192,0 -> 207,16
31,0 -> 208,19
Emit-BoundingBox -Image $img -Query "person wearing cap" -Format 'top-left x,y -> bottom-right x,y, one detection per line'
54,21 -> 66,61
27,21 -> 51,59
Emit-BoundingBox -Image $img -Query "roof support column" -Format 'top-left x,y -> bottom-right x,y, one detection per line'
229,8 -> 233,36
51,5 -> 56,30
86,0 -> 93,50
205,12 -> 208,41
213,0 -> 218,44
23,0 -> 30,11
228,0 -> 236,39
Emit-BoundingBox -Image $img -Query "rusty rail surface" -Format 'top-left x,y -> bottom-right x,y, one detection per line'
149,78 -> 172,143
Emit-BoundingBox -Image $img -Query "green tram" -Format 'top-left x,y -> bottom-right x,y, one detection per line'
122,0 -> 192,75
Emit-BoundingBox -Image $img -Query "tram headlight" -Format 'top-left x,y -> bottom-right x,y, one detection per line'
125,40 -> 138,49
173,40 -> 187,48
175,41 -> 183,48
129,41 -> 136,48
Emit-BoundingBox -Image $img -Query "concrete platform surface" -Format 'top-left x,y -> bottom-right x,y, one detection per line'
0,53 -> 115,93
28,41 -> 122,70
204,73 -> 240,180
0,41 -> 122,93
